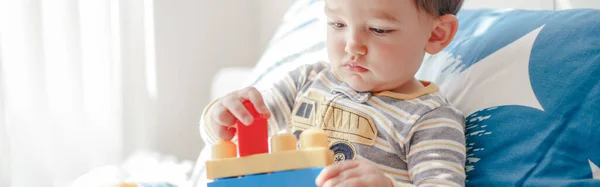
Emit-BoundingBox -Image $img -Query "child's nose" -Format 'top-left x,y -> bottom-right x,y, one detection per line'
344,32 -> 367,56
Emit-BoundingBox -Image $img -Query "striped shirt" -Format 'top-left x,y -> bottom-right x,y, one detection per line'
200,61 -> 466,186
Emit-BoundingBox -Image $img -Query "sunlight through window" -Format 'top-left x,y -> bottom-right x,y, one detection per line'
144,0 -> 157,99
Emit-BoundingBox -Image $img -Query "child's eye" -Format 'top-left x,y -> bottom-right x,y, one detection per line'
370,28 -> 394,34
327,22 -> 346,29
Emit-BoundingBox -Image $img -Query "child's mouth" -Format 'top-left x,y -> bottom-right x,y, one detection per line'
344,64 -> 369,72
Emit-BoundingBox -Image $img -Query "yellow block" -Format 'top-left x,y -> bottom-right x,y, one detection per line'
206,147 -> 334,180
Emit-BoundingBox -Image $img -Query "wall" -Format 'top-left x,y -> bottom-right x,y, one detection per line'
463,0 -> 599,10
463,0 -> 555,10
556,0 -> 600,9
151,0 -> 260,160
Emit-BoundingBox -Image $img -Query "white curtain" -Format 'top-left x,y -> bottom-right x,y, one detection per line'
0,0 -> 135,186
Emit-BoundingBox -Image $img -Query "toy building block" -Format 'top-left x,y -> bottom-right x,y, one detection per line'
207,167 -> 324,187
206,128 -> 334,180
236,101 -> 268,157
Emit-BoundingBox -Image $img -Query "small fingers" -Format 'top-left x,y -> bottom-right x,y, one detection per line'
242,87 -> 271,118
316,160 -> 360,186
321,169 -> 362,187
321,176 -> 341,187
327,178 -> 368,187
209,104 -> 237,140
211,103 -> 236,127
221,94 -> 253,125
218,126 -> 237,141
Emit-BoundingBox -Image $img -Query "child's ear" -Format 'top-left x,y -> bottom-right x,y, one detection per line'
424,14 -> 459,55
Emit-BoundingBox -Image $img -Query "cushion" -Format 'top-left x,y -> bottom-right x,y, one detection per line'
245,0 -> 600,185
246,0 -> 328,90
417,9 -> 600,186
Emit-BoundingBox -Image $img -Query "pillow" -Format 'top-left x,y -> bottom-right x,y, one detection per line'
416,9 -> 600,186
246,0 -> 328,90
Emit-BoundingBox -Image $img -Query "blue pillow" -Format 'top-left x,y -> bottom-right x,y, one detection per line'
417,9 -> 600,186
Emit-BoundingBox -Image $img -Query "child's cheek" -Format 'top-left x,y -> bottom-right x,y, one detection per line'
369,42 -> 398,65
372,40 -> 399,57
327,35 -> 346,63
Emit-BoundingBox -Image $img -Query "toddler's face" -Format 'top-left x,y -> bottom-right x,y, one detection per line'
325,0 -> 434,93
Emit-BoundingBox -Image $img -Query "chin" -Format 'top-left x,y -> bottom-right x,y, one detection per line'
340,75 -> 371,92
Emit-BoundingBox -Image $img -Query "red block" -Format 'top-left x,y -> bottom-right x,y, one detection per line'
236,101 -> 269,157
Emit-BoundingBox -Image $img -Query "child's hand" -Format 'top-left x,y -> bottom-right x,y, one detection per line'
208,87 -> 271,140
316,159 -> 394,187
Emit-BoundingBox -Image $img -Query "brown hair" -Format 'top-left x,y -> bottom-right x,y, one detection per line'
415,0 -> 464,16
